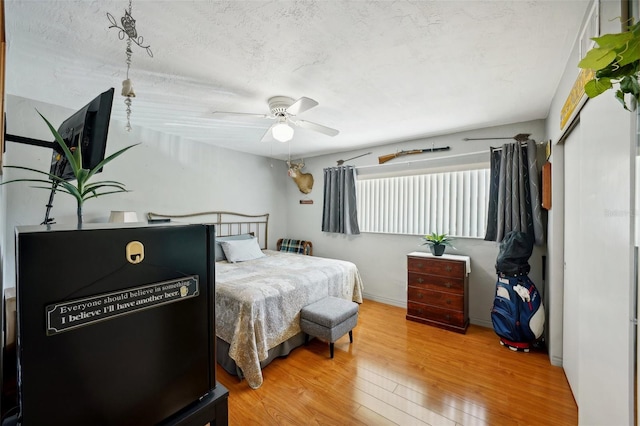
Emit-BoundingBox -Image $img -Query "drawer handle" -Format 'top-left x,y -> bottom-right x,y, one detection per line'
417,278 -> 424,283
445,314 -> 451,320
417,293 -> 424,299
444,282 -> 452,288
446,299 -> 451,304
445,265 -> 452,272
417,263 -> 424,268
417,308 -> 424,315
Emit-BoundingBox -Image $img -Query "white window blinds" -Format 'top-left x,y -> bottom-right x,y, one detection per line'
356,169 -> 490,237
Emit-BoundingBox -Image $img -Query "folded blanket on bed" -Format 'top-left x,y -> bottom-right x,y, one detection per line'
278,238 -> 309,254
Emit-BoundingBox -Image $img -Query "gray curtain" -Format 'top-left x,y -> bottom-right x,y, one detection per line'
322,166 -> 360,235
485,141 -> 544,245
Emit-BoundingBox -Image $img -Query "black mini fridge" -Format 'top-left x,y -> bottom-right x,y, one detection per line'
13,222 -> 227,425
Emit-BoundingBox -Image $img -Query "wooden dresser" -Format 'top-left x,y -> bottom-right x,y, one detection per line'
406,252 -> 470,333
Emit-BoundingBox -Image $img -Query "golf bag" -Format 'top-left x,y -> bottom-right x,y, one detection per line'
490,232 -> 545,351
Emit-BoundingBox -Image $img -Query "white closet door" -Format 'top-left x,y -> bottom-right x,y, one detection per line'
564,93 -> 634,425
562,123 -> 581,399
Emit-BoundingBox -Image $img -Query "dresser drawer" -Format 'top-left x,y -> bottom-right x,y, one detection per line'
407,302 -> 466,328
408,257 -> 464,277
407,272 -> 464,293
406,253 -> 470,333
407,287 -> 464,311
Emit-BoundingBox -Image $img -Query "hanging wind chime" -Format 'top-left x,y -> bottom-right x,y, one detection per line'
107,0 -> 153,131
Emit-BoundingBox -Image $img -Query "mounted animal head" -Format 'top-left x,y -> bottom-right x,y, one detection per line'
287,160 -> 314,194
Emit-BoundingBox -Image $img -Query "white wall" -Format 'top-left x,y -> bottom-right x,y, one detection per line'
3,95 -> 548,329
2,94 -> 290,289
544,0 -> 635,423
283,119 -> 547,327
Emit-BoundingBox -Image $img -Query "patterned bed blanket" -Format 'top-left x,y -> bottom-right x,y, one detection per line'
215,250 -> 364,389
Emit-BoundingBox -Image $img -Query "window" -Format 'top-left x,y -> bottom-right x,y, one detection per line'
356,168 -> 490,237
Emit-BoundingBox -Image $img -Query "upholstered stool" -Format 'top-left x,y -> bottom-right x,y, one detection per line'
300,296 -> 359,358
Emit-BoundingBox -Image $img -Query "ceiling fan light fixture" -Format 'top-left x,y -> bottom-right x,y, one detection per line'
214,95 -> 339,142
272,120 -> 294,142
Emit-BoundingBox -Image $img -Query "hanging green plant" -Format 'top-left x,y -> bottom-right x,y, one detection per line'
1,111 -> 138,225
578,19 -> 640,110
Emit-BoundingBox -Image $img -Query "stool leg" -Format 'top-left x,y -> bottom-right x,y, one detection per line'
330,342 -> 334,359
349,330 -> 353,343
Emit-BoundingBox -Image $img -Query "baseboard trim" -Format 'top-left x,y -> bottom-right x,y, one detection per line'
550,355 -> 563,367
362,296 -> 497,330
362,293 -> 405,308
470,318 -> 493,328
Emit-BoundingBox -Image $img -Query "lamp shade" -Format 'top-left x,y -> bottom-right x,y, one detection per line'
109,211 -> 139,223
272,121 -> 294,142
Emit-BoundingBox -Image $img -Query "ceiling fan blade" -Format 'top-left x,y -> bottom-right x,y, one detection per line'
291,119 -> 339,137
212,111 -> 271,119
286,97 -> 318,116
260,122 -> 277,142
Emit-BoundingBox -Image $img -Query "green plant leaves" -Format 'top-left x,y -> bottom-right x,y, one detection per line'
578,19 -> 640,109
1,111 -> 138,222
584,77 -> 612,98
591,31 -> 633,49
596,62 -> 636,79
37,111 -> 81,178
615,89 -> 627,109
86,144 -> 137,182
617,37 -> 640,67
421,232 -> 455,247
620,75 -> 640,97
578,47 -> 617,70
615,74 -> 640,110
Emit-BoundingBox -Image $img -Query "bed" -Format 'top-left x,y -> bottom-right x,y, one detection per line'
147,211 -> 364,389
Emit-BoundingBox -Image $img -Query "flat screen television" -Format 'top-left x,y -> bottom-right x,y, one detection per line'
49,88 -> 115,181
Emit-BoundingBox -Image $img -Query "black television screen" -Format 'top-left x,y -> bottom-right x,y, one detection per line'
49,88 -> 115,181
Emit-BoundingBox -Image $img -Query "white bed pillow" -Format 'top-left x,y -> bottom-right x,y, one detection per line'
215,233 -> 254,261
220,237 -> 265,263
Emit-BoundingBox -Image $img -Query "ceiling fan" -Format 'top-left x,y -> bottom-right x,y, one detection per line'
213,96 -> 339,142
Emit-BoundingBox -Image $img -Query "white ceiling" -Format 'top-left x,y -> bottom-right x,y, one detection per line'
5,0 -> 590,160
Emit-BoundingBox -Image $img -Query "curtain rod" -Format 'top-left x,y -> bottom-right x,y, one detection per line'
490,140 -> 544,151
491,142 -> 527,151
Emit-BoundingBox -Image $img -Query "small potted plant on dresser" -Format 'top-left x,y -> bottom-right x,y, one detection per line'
421,232 -> 454,256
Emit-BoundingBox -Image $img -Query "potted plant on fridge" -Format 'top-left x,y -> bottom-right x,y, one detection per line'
1,111 -> 138,226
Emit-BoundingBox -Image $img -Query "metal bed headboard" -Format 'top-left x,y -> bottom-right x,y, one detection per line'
147,211 -> 270,250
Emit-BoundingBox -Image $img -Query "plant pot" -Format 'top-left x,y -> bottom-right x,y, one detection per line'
430,244 -> 446,256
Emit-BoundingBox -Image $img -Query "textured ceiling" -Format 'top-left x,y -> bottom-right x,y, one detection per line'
5,0 -> 590,160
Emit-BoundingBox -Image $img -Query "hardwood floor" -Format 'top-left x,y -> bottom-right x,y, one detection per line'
216,299 -> 577,425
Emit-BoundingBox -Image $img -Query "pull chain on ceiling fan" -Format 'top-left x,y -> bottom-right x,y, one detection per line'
213,96 -> 339,142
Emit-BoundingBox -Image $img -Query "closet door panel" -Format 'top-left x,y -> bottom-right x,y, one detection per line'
562,123 -> 581,400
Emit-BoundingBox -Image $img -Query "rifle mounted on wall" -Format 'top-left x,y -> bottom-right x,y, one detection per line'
378,146 -> 451,164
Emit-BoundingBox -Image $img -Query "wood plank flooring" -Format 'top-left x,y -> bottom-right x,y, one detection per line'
216,299 -> 577,425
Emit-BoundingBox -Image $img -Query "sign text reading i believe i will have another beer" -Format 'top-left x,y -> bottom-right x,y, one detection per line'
45,276 -> 199,336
